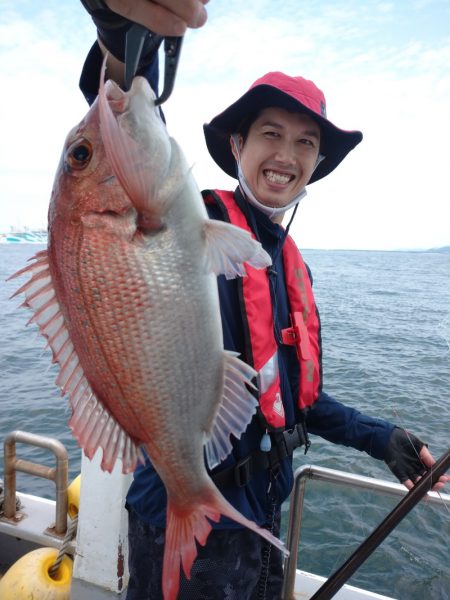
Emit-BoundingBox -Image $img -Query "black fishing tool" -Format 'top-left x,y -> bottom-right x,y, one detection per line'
124,23 -> 183,104
309,446 -> 450,600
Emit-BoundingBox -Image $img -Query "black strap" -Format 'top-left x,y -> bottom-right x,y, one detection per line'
211,423 -> 310,488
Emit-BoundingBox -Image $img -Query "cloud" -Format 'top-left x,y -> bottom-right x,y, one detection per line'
1,0 -> 449,249
0,2 -> 92,230
165,0 -> 450,249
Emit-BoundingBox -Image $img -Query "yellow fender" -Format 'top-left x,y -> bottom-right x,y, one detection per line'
0,547 -> 72,600
67,473 -> 81,519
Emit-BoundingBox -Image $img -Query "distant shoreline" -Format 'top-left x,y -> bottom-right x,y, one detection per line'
302,246 -> 450,253
0,232 -> 448,254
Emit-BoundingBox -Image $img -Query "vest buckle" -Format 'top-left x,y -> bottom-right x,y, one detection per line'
281,312 -> 312,360
234,456 -> 252,487
281,326 -> 298,345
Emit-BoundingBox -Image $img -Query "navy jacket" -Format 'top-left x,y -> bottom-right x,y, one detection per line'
79,45 -> 395,528
124,195 -> 393,528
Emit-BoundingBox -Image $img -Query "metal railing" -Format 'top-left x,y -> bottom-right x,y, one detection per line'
282,463 -> 450,599
2,430 -> 69,534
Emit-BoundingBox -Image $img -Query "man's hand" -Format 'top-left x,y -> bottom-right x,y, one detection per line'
404,444 -> 450,491
384,427 -> 450,491
105,0 -> 209,36
81,0 -> 209,86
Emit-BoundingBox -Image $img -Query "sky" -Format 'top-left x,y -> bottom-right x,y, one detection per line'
1,0 -> 449,250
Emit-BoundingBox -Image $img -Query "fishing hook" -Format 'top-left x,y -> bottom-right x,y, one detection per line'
124,23 -> 183,105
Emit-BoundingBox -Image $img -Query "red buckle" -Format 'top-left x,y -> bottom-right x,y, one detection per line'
281,326 -> 298,346
281,312 -> 312,360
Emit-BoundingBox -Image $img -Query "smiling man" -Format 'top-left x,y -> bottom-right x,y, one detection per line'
203,72 -> 362,220
121,71 -> 448,600
230,107 -> 321,219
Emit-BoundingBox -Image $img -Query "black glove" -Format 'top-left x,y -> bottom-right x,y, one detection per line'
384,427 -> 428,483
80,0 -> 161,65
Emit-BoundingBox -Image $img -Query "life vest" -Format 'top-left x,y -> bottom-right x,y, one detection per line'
204,189 -> 322,431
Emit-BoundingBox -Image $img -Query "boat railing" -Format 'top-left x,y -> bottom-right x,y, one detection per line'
2,430 -> 68,535
281,463 -> 450,600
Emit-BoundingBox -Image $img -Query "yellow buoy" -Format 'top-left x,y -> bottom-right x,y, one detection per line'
67,474 -> 81,519
0,547 -> 72,600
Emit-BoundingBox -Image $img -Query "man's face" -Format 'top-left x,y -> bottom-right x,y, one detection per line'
231,107 -> 321,211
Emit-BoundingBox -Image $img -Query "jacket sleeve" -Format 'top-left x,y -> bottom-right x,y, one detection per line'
305,391 -> 395,460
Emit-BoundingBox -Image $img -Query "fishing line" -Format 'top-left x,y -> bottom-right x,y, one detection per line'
436,490 -> 450,516
391,406 -> 424,463
436,315 -> 450,352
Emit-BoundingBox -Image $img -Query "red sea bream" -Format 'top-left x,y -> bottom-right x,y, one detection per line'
10,71 -> 287,598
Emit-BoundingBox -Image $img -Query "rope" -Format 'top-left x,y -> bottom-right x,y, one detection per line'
48,514 -> 78,577
0,478 -> 77,576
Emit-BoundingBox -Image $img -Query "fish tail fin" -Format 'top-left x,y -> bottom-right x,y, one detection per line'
162,489 -> 288,600
162,497 -> 218,600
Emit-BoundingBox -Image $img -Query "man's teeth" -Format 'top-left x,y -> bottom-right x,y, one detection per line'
264,170 -> 291,184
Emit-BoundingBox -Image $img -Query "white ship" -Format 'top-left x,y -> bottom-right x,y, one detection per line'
0,230 -> 48,244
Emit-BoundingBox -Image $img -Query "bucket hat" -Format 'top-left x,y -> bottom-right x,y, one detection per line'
203,71 -> 363,184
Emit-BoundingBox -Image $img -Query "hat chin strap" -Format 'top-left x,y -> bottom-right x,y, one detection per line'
232,135 -> 324,220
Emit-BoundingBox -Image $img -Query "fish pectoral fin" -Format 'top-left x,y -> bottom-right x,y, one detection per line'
10,249 -> 144,475
203,220 -> 272,279
204,351 -> 258,470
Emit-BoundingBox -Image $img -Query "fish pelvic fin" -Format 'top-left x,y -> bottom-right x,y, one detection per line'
163,488 -> 288,600
204,351 -> 258,470
203,220 -> 272,279
9,250 -> 144,474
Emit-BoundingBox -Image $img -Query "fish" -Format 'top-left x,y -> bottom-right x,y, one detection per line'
9,67 -> 288,599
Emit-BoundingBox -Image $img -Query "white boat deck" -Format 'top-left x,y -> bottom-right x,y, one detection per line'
0,487 -> 395,600
2,442 -> 448,600
293,570 -> 395,599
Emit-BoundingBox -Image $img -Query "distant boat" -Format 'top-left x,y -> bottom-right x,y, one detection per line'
0,230 -> 47,244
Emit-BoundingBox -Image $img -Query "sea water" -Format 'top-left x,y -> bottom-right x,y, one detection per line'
1,244 -> 449,600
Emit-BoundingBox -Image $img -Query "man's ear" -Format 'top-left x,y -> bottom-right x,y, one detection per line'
230,134 -> 243,161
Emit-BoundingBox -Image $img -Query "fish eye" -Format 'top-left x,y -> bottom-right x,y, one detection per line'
66,138 -> 93,170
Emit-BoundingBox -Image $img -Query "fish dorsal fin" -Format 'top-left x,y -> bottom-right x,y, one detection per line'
203,220 -> 271,279
204,351 -> 258,470
9,251 -> 144,474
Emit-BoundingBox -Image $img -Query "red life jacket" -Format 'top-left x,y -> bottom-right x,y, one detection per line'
204,189 -> 322,431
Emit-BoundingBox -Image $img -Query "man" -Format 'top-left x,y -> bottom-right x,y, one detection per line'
79,2 -> 449,598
